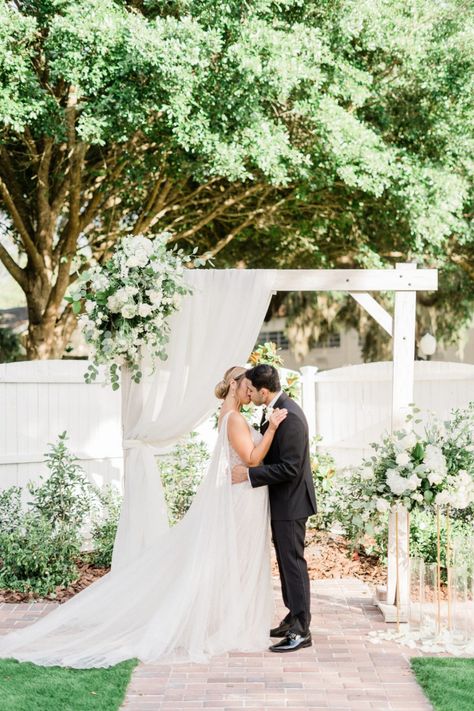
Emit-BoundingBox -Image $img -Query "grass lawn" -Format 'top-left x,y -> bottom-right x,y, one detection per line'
0,657 -> 138,711
411,657 -> 474,711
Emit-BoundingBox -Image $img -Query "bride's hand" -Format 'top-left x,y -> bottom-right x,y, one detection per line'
268,408 -> 288,431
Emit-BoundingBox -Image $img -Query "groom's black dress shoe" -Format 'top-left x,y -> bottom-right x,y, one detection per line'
269,632 -> 312,653
270,621 -> 292,637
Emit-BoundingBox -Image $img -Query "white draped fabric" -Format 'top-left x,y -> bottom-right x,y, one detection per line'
0,415 -> 273,667
112,269 -> 276,570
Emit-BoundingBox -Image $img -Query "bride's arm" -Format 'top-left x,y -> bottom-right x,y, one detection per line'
227,409 -> 287,466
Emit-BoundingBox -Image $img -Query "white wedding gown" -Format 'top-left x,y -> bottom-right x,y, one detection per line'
0,413 -> 273,668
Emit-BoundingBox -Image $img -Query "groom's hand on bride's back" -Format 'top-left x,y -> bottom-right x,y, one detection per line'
232,465 -> 249,484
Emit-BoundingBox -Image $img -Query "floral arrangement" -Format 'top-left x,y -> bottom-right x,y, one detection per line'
349,404 -> 474,518
68,234 -> 197,388
316,403 -> 474,552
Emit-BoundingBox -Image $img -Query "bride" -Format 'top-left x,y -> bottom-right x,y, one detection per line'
0,366 -> 287,668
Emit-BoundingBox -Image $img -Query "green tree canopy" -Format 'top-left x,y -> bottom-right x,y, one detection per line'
0,0 -> 472,358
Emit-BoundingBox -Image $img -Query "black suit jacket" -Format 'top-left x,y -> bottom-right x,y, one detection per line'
248,392 -> 317,521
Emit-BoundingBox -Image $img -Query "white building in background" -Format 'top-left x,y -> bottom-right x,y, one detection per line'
256,316 -> 474,370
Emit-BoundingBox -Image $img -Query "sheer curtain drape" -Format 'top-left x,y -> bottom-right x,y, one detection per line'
112,269 -> 276,570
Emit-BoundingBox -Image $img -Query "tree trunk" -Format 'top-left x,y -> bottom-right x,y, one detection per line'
23,273 -> 77,359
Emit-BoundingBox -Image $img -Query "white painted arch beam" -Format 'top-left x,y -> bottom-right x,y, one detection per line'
349,293 -> 393,336
271,267 -> 437,292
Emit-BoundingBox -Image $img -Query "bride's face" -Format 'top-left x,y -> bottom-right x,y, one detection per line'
236,376 -> 251,406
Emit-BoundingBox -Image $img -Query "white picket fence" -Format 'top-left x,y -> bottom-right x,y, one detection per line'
1,359 -> 474,494
0,360 -> 123,492
301,360 -> 474,467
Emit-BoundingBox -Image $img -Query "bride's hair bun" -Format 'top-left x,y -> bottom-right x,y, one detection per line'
214,366 -> 247,400
214,379 -> 229,399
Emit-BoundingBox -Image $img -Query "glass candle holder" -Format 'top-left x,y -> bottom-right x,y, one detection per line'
409,557 -> 425,633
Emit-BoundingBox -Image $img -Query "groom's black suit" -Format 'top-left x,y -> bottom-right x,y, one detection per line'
248,392 -> 317,636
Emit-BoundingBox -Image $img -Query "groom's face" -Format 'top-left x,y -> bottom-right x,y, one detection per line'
247,381 -> 267,406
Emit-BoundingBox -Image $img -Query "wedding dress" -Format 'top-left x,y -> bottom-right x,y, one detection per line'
0,412 -> 273,668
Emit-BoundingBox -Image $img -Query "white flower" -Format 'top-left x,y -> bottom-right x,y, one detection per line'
376,498 -> 390,513
121,304 -> 137,319
107,294 -> 122,313
423,444 -> 447,476
138,303 -> 153,317
360,465 -> 374,481
387,469 -> 410,495
91,273 -> 109,291
396,451 -> 410,466
172,293 -> 182,309
427,471 -> 445,486
411,492 -> 423,503
146,289 -> 162,305
126,252 -> 149,268
407,473 -> 420,491
85,300 -> 95,314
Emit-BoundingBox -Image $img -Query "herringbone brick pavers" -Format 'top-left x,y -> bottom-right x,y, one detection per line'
0,579 -> 434,710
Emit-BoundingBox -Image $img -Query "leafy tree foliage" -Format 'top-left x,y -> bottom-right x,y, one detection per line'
0,0 -> 472,358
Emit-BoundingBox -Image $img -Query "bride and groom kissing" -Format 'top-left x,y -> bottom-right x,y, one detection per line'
0,364 -> 317,667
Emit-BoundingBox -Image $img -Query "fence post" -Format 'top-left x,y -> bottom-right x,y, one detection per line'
300,365 -> 318,440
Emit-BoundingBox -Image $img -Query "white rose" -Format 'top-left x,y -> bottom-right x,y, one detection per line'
407,473 -> 420,490
126,255 -> 141,268
138,303 -> 153,317
121,304 -> 137,319
387,470 -> 410,495
85,300 -> 95,314
146,290 -> 162,305
411,492 -> 423,503
133,236 -> 154,255
92,274 -> 109,291
376,498 -> 390,513
427,471 -> 444,486
396,451 -> 410,466
107,295 -> 122,313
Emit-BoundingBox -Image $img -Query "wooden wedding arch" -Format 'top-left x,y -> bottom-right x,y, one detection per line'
256,262 -> 438,621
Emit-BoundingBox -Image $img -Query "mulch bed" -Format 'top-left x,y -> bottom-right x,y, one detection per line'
301,529 -> 387,587
0,561 -> 109,604
0,530 -> 387,604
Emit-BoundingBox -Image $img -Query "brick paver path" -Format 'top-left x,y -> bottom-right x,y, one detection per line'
0,578 -> 434,710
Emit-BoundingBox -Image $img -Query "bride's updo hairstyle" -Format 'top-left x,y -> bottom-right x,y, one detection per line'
214,366 -> 247,400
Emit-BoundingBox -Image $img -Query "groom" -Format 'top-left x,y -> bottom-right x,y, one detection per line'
232,364 -> 317,653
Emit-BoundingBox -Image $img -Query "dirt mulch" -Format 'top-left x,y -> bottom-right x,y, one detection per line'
271,529 -> 387,589
0,561 -> 109,604
1,531 -> 386,604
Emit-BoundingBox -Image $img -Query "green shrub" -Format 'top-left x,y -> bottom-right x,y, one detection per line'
27,431 -> 92,530
0,512 -> 81,596
158,433 -> 210,525
0,486 -> 23,534
308,437 -> 338,530
0,432 -> 91,596
88,484 -> 122,568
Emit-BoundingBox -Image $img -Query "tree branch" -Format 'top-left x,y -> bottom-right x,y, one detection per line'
37,137 -> 53,258
0,175 -> 44,273
0,145 -> 36,237
0,242 -> 27,289
170,184 -> 264,242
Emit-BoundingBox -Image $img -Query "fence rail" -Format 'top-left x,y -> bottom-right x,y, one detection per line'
1,359 -> 473,493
